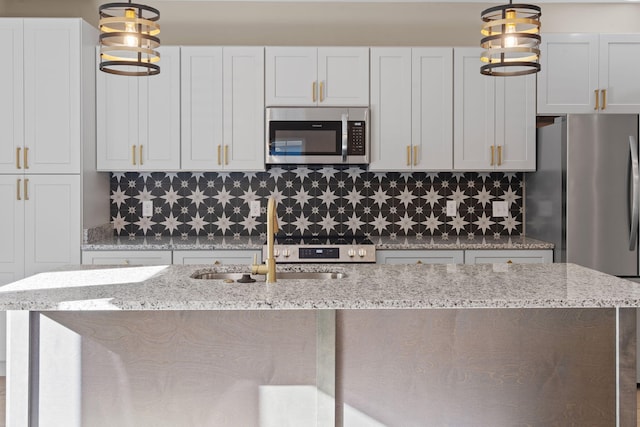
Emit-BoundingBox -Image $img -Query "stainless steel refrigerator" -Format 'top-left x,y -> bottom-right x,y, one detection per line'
526,114 -> 640,277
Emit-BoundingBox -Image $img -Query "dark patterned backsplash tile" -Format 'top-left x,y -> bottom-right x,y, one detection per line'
110,167 -> 523,238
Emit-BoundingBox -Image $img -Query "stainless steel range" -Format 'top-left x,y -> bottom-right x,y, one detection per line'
263,235 -> 376,263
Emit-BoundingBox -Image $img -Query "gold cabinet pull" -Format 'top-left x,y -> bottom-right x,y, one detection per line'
312,81 -> 317,103
24,147 -> 28,169
490,146 -> 495,166
594,89 -> 599,110
319,81 -> 324,102
132,145 -> 136,166
416,260 -> 423,265
407,146 -> 411,166
124,259 -> 130,265
224,145 -> 229,165
214,260 -> 221,265
497,145 -> 503,166
601,89 -> 607,110
139,145 -> 143,166
413,146 -> 418,166
16,147 -> 21,169
16,179 -> 21,201
217,145 -> 221,165
507,260 -> 513,264
24,178 -> 28,201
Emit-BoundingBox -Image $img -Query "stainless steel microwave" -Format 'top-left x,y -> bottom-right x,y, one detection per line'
265,107 -> 369,165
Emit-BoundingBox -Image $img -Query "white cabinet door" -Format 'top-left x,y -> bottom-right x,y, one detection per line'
464,249 -> 553,264
97,46 -> 180,171
23,175 -> 81,276
496,74 -> 536,171
317,47 -> 369,106
24,19 -> 81,174
173,250 -> 262,265
370,47 -> 453,172
96,57 -> 140,171
370,48 -> 412,171
82,250 -> 172,265
139,46 -> 181,171
453,48 -> 495,171
181,46 -> 224,170
376,250 -> 464,264
0,176 -> 25,285
412,47 -> 453,170
265,47 -> 317,106
537,33 -> 599,114
266,47 -> 369,107
0,19 -> 24,175
223,47 -> 265,171
598,34 -> 640,114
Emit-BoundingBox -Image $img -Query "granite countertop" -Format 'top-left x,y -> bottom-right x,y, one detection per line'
0,263 -> 636,311
82,235 -> 554,251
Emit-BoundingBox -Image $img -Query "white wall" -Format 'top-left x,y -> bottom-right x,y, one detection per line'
3,1 -> 640,46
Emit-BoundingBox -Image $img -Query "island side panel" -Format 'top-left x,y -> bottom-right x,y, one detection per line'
620,308 -> 637,426
40,311 -> 321,427
337,308 -> 621,426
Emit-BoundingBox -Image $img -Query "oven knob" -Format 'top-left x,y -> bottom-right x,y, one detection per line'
358,248 -> 367,258
274,249 -> 280,257
348,249 -> 356,257
283,249 -> 291,258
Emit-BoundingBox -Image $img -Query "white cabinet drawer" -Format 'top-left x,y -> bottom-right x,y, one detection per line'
376,250 -> 464,265
464,249 -> 553,265
82,250 -> 172,266
173,250 -> 262,265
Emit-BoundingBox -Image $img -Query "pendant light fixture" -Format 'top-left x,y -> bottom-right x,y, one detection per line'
480,0 -> 541,76
99,1 -> 161,76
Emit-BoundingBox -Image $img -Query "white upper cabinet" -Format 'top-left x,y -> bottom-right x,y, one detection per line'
97,46 -> 181,171
181,46 -> 264,171
370,47 -> 452,171
538,33 -> 640,114
454,48 -> 535,171
0,19 -> 92,174
266,47 -> 369,106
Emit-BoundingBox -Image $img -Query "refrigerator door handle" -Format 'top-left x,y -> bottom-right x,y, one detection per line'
629,135 -> 639,250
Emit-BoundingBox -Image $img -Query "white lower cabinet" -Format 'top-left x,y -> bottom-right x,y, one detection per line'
82,250 -> 172,265
173,250 -> 262,265
464,249 -> 553,264
376,250 -> 464,265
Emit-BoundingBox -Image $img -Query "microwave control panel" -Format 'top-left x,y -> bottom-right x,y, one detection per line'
348,121 -> 366,155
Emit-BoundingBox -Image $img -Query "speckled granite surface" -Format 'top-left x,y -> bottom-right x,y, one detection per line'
0,263 -> 636,311
82,235 -> 553,251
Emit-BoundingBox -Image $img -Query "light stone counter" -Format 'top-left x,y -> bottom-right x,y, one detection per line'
0,262 -> 636,311
81,233 -> 554,251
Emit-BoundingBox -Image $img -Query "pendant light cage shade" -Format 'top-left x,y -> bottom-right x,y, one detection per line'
480,2 -> 541,76
99,1 -> 161,76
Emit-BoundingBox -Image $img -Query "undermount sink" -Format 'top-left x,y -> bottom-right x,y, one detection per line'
191,271 -> 345,281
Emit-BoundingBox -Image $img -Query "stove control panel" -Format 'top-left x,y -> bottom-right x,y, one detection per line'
263,244 -> 376,263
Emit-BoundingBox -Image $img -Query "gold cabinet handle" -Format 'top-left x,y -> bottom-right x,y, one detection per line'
497,145 -> 503,166
312,81 -> 317,103
224,145 -> 229,165
490,146 -> 495,166
319,81 -> 324,102
139,145 -> 143,166
507,260 -> 513,264
16,147 -> 21,169
594,89 -> 599,110
24,147 -> 28,169
24,178 -> 28,201
601,89 -> 607,110
124,259 -> 130,265
214,260 -> 221,265
413,146 -> 418,166
132,145 -> 136,166
416,260 -> 423,265
16,179 -> 21,201
217,145 -> 222,165
407,146 -> 411,166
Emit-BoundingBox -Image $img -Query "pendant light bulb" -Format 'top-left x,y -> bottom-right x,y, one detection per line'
124,8 -> 138,47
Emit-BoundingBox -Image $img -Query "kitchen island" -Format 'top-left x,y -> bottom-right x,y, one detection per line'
1,262 -> 638,426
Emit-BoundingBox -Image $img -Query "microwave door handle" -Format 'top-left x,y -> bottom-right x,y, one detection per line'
341,113 -> 348,162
